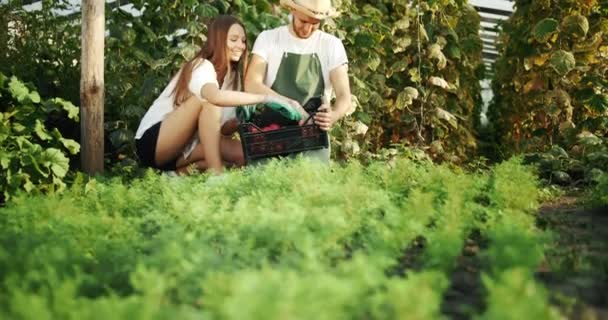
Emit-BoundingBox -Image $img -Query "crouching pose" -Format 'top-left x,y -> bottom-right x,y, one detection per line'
135,15 -> 303,174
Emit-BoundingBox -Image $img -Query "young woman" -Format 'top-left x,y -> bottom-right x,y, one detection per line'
135,15 -> 304,175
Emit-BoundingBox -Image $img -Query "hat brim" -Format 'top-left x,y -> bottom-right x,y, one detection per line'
280,0 -> 338,20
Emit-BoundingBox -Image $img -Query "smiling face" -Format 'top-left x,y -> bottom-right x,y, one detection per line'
225,23 -> 247,63
291,10 -> 321,39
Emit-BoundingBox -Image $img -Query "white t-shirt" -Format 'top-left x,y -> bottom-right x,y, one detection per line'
251,25 -> 348,100
135,59 -> 220,139
219,72 -> 238,125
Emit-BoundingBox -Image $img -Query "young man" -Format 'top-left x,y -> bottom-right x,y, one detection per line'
245,0 -> 352,162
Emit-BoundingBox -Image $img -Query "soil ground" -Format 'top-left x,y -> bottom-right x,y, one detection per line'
439,196 -> 608,320
538,196 -> 608,320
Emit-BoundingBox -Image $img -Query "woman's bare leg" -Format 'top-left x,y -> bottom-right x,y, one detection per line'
155,96 -> 203,166
174,135 -> 244,174
221,136 -> 245,167
198,102 -> 223,173
155,97 -> 231,174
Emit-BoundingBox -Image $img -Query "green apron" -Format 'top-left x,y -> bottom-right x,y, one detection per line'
271,52 -> 325,106
267,51 -> 330,163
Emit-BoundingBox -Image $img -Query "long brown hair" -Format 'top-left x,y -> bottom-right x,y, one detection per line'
172,15 -> 248,107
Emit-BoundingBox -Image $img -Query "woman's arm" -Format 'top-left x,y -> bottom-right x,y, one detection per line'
201,83 -> 267,107
201,80 -> 310,122
244,55 -> 281,97
245,54 -> 307,117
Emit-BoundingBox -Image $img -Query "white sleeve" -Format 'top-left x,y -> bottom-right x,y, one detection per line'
251,31 -> 271,62
189,60 -> 219,100
327,38 -> 348,72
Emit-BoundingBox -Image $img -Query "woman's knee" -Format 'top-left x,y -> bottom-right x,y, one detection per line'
179,95 -> 205,112
200,101 -> 222,120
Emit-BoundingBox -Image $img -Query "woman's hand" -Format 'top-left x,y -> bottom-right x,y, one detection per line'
287,99 -> 312,125
264,95 -> 310,125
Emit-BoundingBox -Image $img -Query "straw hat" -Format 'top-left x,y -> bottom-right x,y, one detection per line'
279,0 -> 337,20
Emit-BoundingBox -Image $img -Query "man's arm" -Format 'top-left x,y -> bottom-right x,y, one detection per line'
329,64 -> 353,119
314,64 -> 352,131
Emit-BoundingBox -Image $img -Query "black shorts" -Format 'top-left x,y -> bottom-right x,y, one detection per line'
135,122 -> 178,171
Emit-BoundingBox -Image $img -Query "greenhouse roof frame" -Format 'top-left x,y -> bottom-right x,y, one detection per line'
469,0 -> 514,75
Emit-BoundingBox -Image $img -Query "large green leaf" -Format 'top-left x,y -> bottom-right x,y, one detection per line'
50,98 -> 80,121
445,43 -> 461,60
587,94 -> 608,113
0,149 -> 10,169
8,77 -> 41,104
395,87 -> 418,110
435,107 -> 458,128
59,138 -> 80,155
393,17 -> 410,32
388,59 -> 409,77
393,36 -> 412,54
532,18 -> 559,43
561,14 -> 589,38
40,148 -> 69,178
34,120 -> 52,141
428,44 -> 447,69
549,50 -> 575,75
8,77 -> 28,102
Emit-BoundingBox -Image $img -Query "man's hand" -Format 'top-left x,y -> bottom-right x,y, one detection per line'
313,104 -> 338,131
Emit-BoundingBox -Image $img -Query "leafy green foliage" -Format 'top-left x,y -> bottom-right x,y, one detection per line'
587,172 -> 608,208
479,268 -> 562,320
0,72 -> 80,201
549,49 -> 576,75
561,13 -> 589,38
532,18 -> 559,43
0,1 -> 81,103
1,0 -> 483,168
0,157 -> 554,319
488,0 -> 608,174
476,159 -> 560,320
329,1 -> 484,162
523,130 -> 608,184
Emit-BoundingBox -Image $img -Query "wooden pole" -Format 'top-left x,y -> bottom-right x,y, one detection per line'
80,0 -> 105,174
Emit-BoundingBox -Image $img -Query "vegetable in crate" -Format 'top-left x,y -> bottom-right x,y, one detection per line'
237,100 -> 303,127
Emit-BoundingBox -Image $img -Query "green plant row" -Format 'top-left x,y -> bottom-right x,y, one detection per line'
476,159 -> 562,319
587,172 -> 608,207
0,157 -> 559,319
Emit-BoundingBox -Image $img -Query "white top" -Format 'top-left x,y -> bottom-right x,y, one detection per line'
251,25 -> 348,100
135,59 -> 220,139
219,71 -> 238,125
